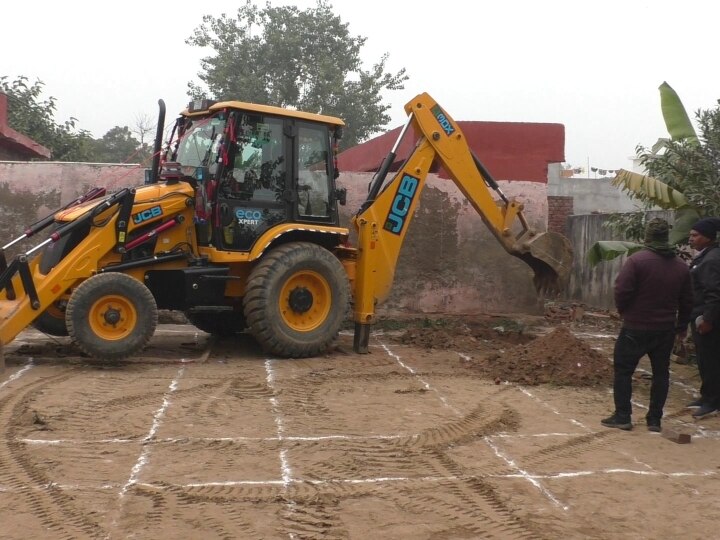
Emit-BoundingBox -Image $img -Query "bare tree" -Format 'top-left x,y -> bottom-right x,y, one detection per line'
132,113 -> 154,147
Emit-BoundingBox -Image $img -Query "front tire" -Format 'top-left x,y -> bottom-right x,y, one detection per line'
244,242 -> 349,358
65,273 -> 158,360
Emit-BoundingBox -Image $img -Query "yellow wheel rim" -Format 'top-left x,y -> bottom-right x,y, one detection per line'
88,294 -> 138,341
279,270 -> 331,332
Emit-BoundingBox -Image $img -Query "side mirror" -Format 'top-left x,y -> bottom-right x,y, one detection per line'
334,187 -> 347,206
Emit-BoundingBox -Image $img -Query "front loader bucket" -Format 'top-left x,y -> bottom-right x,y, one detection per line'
514,231 -> 573,295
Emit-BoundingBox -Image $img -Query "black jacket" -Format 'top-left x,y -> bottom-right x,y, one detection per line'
690,243 -> 720,325
614,248 -> 693,331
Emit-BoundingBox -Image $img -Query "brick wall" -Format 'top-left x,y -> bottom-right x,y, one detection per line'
548,195 -> 573,235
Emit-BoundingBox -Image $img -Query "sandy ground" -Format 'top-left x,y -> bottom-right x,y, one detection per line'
1,315 -> 719,540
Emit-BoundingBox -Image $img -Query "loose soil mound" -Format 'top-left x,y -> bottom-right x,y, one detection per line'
394,316 -> 533,353
477,325 -> 612,386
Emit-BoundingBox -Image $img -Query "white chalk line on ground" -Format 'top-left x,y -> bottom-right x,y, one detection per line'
2,466 -> 716,495
265,359 -> 298,536
380,342 -> 461,416
471,336 -> 711,437
483,436 -> 569,510
265,360 -> 292,487
461,340 -> 720,499
380,340 -> 568,510
516,386 -> 590,431
19,424 -> 720,447
7,335 -> 717,512
119,367 -> 184,499
0,359 -> 34,390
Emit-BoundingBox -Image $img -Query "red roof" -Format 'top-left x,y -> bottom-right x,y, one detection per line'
337,120 -> 564,184
0,93 -> 51,160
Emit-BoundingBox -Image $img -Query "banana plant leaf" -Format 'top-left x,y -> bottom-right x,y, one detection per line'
670,206 -> 702,244
585,82 -> 701,268
659,82 -> 698,143
611,170 -> 689,209
587,241 -> 644,267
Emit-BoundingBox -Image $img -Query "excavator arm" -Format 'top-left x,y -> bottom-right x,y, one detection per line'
351,92 -> 573,352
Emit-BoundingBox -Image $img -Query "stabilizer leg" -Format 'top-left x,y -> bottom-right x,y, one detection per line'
353,322 -> 371,354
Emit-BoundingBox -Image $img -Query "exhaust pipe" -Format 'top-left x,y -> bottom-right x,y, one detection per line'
148,99 -> 166,184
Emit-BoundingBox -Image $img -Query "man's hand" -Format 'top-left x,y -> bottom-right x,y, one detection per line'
697,319 -> 713,335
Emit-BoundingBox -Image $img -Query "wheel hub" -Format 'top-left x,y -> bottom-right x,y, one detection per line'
103,307 -> 121,326
288,287 -> 313,313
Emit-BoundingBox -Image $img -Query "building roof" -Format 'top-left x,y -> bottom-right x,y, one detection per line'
0,93 -> 52,160
337,120 -> 564,184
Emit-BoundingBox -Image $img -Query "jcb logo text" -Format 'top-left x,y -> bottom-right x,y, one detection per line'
132,205 -> 163,224
384,175 -> 419,235
431,105 -> 454,136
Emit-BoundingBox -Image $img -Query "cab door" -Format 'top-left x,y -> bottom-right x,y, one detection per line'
216,115 -> 290,251
294,121 -> 337,225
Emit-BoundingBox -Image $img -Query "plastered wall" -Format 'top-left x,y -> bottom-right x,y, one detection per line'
0,162 -> 551,315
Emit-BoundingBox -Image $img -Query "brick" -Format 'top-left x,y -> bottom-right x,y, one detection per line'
661,429 -> 691,444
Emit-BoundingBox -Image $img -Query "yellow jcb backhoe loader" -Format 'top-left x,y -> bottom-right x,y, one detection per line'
0,92 -> 572,361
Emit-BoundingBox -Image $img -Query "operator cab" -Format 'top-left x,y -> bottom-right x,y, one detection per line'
164,99 -> 345,251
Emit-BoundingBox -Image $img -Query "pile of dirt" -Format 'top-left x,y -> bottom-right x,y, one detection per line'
474,325 -> 612,387
396,317 -> 533,353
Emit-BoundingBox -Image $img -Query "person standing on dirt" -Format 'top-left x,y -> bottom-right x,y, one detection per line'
686,217 -> 720,419
602,218 -> 692,432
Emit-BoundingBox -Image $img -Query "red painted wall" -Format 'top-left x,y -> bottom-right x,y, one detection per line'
337,121 -> 564,183
0,93 -> 51,160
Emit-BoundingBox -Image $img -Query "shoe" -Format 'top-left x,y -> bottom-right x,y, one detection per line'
646,418 -> 661,432
601,415 -> 632,430
691,404 -> 718,419
686,398 -> 703,408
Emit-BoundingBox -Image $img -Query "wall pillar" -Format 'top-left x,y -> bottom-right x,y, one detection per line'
548,195 -> 574,235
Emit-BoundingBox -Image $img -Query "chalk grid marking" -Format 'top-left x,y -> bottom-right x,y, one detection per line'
2,338 -> 718,511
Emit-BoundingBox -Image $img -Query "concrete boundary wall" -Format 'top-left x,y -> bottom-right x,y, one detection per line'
566,210 -> 673,309
1,163 -> 552,315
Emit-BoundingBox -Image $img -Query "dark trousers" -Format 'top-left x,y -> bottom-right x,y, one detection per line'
691,324 -> 720,407
613,328 -> 675,421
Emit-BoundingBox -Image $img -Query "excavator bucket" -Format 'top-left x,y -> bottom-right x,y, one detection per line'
514,231 -> 574,295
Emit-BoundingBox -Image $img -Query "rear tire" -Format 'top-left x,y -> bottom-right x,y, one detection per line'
244,242 -> 349,358
185,310 -> 246,336
66,273 -> 158,360
32,300 -> 69,336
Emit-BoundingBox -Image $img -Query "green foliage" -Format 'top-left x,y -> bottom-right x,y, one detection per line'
0,76 -> 94,161
588,82 -> 720,265
603,211 -> 646,242
659,81 -> 698,143
610,169 -> 689,209
587,241 -> 644,266
186,0 -> 408,149
644,105 -> 720,218
89,126 -> 150,164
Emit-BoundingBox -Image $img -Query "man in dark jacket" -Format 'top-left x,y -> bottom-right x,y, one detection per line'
687,217 -> 720,419
602,218 -> 693,431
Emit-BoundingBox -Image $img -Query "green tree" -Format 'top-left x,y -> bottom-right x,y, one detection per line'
0,75 -> 93,161
186,0 -> 408,149
587,82 -> 720,265
641,105 -> 720,217
89,126 -> 147,164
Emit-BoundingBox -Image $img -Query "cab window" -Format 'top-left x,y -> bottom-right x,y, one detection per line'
223,116 -> 285,203
297,123 -> 331,219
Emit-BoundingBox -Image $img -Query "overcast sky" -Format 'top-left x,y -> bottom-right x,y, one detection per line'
3,0 -> 718,171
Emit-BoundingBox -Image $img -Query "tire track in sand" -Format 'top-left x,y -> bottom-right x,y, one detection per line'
0,367 -> 107,539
